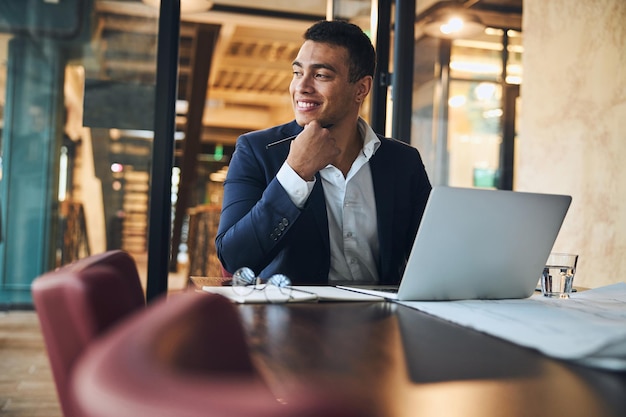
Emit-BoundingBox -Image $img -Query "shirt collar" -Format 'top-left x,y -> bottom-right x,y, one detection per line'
357,117 -> 381,160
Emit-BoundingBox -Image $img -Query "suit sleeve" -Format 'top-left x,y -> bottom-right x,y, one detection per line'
215,135 -> 303,275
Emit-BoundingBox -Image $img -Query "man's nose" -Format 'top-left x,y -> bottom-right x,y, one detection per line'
294,74 -> 314,92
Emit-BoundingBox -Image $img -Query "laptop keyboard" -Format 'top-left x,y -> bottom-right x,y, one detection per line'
374,287 -> 399,293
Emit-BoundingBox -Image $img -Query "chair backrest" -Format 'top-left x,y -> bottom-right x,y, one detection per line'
31,250 -> 145,417
71,291 -> 363,417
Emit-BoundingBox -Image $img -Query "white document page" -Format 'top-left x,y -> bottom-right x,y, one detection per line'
399,282 -> 626,370
202,285 -> 384,303
301,286 -> 384,301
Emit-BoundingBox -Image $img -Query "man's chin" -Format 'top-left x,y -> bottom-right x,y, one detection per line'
294,115 -> 328,127
294,116 -> 312,127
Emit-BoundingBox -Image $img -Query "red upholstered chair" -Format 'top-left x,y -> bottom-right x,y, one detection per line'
31,250 -> 145,417
71,291 -> 364,417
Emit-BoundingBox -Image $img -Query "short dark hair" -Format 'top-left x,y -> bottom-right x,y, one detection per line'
304,20 -> 376,83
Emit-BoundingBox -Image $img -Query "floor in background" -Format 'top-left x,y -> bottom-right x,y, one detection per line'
0,256 -> 190,417
133,252 -> 190,294
0,311 -> 62,417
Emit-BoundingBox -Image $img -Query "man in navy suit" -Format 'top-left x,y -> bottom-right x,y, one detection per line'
216,20 -> 431,285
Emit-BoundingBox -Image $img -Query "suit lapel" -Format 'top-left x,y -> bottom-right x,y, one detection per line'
308,176 -> 330,254
370,142 -> 394,279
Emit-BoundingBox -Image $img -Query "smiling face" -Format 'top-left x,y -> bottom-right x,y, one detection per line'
289,40 -> 370,128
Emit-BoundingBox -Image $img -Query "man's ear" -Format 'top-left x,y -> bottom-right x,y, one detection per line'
355,76 -> 373,103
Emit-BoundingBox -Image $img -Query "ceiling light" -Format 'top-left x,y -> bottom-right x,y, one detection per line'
422,7 -> 485,39
142,0 -> 213,14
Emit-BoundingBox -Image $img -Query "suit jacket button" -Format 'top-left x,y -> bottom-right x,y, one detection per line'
282,218 -> 289,227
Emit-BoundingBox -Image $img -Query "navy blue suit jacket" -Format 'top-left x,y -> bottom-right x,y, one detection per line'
216,120 -> 431,285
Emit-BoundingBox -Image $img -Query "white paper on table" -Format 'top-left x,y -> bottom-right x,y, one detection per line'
398,282 -> 626,371
202,285 -> 384,303
300,286 -> 384,301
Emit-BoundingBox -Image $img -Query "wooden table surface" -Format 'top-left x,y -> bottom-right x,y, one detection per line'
238,301 -> 626,417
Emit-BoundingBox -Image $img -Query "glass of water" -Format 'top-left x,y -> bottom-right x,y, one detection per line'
541,253 -> 578,298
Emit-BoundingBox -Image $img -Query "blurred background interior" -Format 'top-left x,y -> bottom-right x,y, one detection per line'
0,0 -> 623,307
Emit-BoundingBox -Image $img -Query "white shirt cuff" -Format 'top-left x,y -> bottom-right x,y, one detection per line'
276,162 -> 315,208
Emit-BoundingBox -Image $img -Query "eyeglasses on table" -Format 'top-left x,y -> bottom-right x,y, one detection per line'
231,267 -> 294,303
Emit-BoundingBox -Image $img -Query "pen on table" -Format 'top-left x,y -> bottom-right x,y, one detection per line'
265,124 -> 334,149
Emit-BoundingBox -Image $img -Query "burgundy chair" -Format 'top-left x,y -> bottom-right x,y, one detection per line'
31,250 -> 145,417
71,291 -> 364,417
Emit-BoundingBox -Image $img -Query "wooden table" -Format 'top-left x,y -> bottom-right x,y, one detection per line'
238,301 -> 626,417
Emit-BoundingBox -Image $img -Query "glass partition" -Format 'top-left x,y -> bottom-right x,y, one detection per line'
0,0 -> 160,304
447,80 -> 502,188
411,25 -> 522,190
450,28 -> 503,81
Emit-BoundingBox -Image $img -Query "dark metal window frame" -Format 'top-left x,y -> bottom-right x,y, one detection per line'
146,0 -> 180,302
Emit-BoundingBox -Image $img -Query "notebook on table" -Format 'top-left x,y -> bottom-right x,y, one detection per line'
338,186 -> 572,301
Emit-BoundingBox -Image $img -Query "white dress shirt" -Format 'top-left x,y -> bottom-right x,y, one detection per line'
276,118 -> 381,283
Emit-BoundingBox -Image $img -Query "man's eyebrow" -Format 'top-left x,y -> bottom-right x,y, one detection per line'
291,61 -> 337,73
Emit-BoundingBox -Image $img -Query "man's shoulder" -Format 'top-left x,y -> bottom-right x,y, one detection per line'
376,135 -> 420,156
239,120 -> 301,146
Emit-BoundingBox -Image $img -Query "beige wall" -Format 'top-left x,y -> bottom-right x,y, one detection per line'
518,0 -> 626,288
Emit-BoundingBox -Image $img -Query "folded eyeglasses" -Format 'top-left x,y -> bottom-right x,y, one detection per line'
231,267 -> 293,303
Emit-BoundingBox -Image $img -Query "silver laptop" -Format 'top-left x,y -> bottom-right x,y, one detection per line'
338,186 -> 572,301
